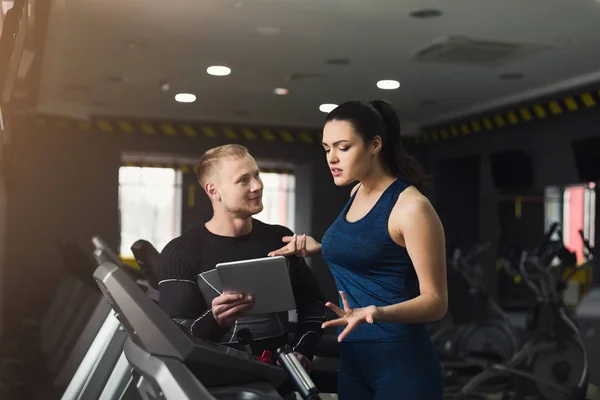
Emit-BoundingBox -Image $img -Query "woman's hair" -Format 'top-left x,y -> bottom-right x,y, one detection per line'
324,99 -> 429,190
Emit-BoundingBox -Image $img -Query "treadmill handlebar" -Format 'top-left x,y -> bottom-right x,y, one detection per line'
276,345 -> 321,400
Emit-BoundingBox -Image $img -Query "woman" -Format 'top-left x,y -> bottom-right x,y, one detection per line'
269,100 -> 447,399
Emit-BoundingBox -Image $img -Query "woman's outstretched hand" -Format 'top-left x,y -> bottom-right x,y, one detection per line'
322,291 -> 380,342
267,234 -> 321,258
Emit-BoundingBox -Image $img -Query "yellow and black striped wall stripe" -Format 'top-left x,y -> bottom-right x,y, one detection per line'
411,87 -> 600,147
120,161 -> 294,176
31,115 -> 322,145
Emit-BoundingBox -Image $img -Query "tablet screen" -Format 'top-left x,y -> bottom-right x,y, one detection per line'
216,256 -> 296,315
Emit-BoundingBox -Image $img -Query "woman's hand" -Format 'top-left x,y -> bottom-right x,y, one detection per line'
322,291 -> 380,342
268,234 -> 321,257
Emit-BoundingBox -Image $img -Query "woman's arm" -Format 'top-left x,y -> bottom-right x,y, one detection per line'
375,190 -> 448,324
268,234 -> 322,257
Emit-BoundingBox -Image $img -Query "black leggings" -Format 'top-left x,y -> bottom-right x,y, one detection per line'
338,338 -> 444,400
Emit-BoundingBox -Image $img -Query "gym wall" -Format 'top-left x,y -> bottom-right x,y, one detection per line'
418,104 -> 600,295
1,118 -> 345,330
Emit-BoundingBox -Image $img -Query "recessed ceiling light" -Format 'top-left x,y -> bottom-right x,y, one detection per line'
124,39 -> 146,50
376,80 -> 400,90
274,88 -> 289,95
207,66 -> 231,76
410,9 -> 442,19
319,103 -> 338,113
257,26 -> 280,35
175,93 -> 196,103
159,81 -> 171,92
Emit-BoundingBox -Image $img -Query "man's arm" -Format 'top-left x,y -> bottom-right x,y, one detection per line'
159,280 -> 231,342
157,243 -> 230,342
287,255 -> 327,360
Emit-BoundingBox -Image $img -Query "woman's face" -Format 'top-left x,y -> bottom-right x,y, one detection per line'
322,120 -> 379,186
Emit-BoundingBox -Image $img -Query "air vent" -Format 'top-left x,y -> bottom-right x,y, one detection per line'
413,36 -> 551,68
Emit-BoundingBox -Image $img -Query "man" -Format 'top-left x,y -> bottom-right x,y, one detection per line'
157,144 -> 327,372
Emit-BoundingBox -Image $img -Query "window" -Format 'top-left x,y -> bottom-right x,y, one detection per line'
1,1 -> 14,17
118,167 -> 182,258
544,182 -> 596,264
254,171 -> 296,232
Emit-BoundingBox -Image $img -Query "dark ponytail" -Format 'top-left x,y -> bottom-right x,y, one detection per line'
325,99 -> 430,191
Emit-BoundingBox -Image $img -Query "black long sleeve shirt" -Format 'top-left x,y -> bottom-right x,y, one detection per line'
157,218 -> 327,359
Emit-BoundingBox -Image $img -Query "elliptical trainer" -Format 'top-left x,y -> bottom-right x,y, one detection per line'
455,238 -> 589,400
433,243 -> 520,365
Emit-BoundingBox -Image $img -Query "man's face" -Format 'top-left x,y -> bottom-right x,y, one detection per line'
212,155 -> 263,218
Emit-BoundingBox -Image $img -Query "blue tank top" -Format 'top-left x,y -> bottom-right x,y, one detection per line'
321,178 -> 428,342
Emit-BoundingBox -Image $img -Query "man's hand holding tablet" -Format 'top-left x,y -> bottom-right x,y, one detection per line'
211,291 -> 255,327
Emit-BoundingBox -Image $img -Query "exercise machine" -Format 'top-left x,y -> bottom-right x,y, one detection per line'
434,243 -> 520,393
60,236 -> 166,400
129,237 -> 339,395
129,239 -> 160,290
453,246 -> 589,400
92,236 -> 158,302
42,241 -> 106,385
574,233 -> 597,388
92,261 -> 324,399
433,242 -> 520,363
575,289 -> 599,389
60,309 -> 134,400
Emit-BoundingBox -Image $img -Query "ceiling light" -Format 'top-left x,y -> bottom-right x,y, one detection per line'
175,93 -> 196,103
319,103 -> 338,113
159,81 -> 171,92
124,40 -> 146,50
207,66 -> 231,76
377,80 -> 400,90
257,26 -> 280,35
274,88 -> 289,95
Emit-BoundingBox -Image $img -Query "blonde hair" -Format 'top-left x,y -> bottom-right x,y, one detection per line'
196,144 -> 251,186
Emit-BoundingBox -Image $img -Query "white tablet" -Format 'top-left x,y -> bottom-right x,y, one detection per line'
216,256 -> 296,315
